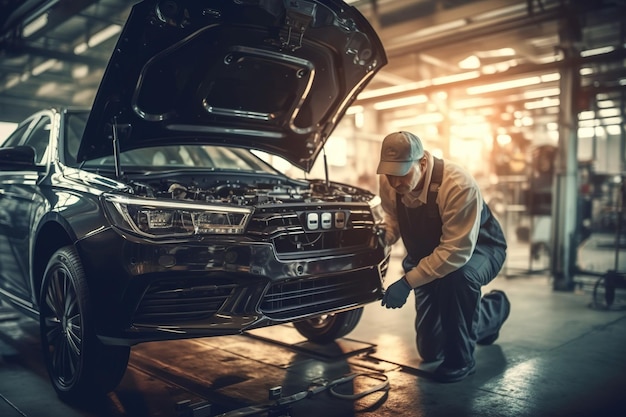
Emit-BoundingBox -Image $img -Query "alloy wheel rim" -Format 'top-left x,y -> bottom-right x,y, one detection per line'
43,266 -> 82,388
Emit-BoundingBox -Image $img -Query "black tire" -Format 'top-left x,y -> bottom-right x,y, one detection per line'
39,246 -> 130,402
293,307 -> 364,344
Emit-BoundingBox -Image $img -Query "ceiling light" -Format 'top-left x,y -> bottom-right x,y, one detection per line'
72,64 -> 89,79
459,55 -> 480,69
524,98 -> 559,110
32,59 -> 58,76
476,48 -> 516,58
473,3 -> 528,21
74,24 -> 122,54
467,73 -> 560,95
346,105 -> 363,115
373,95 -> 427,110
358,81 -> 430,100
468,76 -> 541,94
580,46 -> 615,57
607,125 -> 622,135
523,88 -> 560,99
23,13 -> 48,37
5,77 -> 19,89
432,71 -> 480,85
392,112 -> 444,127
88,24 -> 121,47
74,42 -> 88,55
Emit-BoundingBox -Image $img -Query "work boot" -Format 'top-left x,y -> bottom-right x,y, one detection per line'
432,358 -> 476,383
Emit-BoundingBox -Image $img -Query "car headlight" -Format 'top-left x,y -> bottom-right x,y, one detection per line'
102,194 -> 252,237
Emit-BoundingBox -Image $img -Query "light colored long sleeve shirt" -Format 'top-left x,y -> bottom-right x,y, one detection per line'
379,150 -> 484,288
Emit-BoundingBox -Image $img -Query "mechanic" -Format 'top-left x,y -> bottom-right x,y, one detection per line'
376,131 -> 510,383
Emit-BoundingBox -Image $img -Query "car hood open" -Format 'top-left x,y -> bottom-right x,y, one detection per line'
78,0 -> 386,172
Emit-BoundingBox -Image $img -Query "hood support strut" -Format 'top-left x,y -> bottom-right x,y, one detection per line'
111,117 -> 122,179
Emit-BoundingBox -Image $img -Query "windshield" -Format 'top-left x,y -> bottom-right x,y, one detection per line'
64,111 -> 279,173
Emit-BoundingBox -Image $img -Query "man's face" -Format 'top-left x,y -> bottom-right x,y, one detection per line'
386,162 -> 422,194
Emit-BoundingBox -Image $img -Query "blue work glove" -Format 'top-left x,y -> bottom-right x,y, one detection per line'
381,276 -> 413,309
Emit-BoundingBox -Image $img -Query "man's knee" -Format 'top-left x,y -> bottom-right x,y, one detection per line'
442,267 -> 479,290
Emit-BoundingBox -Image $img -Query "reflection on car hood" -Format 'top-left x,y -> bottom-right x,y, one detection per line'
78,0 -> 386,172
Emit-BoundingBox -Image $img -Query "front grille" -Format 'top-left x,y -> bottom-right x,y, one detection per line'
132,278 -> 236,325
247,204 -> 375,257
260,270 -> 381,320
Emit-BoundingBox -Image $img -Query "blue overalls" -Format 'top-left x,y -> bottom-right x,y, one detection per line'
397,157 -> 508,366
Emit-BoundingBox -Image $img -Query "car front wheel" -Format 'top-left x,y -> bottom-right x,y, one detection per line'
293,307 -> 364,344
40,246 -> 130,402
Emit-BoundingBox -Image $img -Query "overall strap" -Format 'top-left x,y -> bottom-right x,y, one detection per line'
426,157 -> 444,218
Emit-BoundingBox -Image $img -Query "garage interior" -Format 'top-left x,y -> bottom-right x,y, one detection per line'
0,0 -> 625,416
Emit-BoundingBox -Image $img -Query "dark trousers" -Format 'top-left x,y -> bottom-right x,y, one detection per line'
403,245 -> 507,366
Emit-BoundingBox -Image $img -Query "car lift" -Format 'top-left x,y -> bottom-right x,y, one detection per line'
176,371 -> 390,417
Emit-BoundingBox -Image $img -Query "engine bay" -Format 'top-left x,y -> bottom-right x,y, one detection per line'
126,173 -> 374,207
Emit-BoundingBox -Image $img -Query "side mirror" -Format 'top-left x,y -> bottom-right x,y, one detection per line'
0,146 -> 37,170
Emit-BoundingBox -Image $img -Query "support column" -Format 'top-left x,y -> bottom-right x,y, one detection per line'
550,10 -> 581,291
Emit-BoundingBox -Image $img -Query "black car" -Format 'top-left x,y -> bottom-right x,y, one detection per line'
0,0 -> 388,402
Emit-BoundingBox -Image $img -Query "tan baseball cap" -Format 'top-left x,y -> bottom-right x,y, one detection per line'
376,131 -> 424,176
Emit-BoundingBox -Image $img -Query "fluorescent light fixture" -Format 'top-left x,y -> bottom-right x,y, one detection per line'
74,42 -> 88,55
579,111 -> 595,120
32,59 -> 58,76
541,73 -> 560,82
468,76 -> 540,94
432,71 -> 480,85
578,126 -> 601,138
473,3 -> 527,21
89,24 -> 121,47
476,48 -> 516,58
580,46 -> 615,57
358,81 -> 430,100
524,98 -> 559,110
74,24 -> 121,54
392,112 -> 444,127
523,87 -> 560,99
5,77 -> 20,89
373,94 -> 427,110
603,116 -> 622,125
607,125 -> 622,135
459,55 -> 480,69
467,73 -> 559,95
72,64 -> 89,79
452,97 -> 495,110
23,13 -> 48,37
346,105 -> 363,115
598,108 -> 620,118
597,100 -> 615,108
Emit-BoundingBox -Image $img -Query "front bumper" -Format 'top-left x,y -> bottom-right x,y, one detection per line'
78,229 -> 388,346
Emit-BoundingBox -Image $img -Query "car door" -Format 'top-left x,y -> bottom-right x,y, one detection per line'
0,112 -> 51,307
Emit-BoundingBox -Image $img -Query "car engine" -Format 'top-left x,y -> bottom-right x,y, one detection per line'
127,175 -> 374,207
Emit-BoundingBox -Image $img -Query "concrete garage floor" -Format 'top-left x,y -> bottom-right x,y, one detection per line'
1,237 -> 626,417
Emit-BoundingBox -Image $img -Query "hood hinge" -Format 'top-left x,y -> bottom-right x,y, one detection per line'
280,1 -> 316,51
